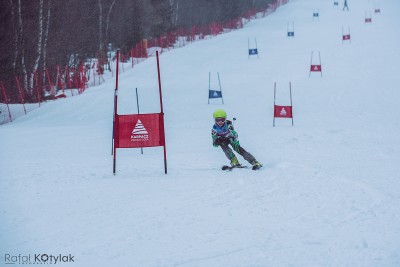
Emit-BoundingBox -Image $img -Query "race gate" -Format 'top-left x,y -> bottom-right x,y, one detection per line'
248,38 -> 259,59
208,72 -> 224,104
112,50 -> 167,174
309,51 -> 322,77
273,82 -> 294,127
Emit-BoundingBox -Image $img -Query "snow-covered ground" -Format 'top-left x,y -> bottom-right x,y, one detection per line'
1,0 -> 400,266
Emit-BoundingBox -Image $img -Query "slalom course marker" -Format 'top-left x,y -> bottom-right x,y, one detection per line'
287,22 -> 295,37
248,38 -> 259,59
112,50 -> 167,174
374,4 -> 381,14
342,26 -> 351,44
333,1 -> 339,8
273,82 -> 294,127
313,9 -> 320,21
309,51 -> 322,77
365,11 -> 372,23
208,72 -> 224,104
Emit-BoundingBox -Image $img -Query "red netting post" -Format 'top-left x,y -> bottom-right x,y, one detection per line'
289,82 -> 294,126
34,70 -> 41,107
131,48 -> 134,68
66,66 -> 73,96
15,76 -> 26,114
0,81 -> 12,122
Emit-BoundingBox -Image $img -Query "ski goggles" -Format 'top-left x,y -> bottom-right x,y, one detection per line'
215,118 -> 226,123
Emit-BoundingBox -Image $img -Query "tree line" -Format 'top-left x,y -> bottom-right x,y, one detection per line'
0,0 -> 275,100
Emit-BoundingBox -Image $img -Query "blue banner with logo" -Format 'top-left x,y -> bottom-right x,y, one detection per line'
248,48 -> 258,55
209,90 -> 222,99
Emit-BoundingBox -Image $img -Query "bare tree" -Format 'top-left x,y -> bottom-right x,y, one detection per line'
42,0 -> 51,90
9,0 -> 18,71
30,0 -> 44,90
105,0 -> 117,48
17,0 -> 28,91
0,0 -> 278,103
98,0 -> 103,52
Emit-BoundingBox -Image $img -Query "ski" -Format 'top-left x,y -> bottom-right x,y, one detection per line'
222,165 -> 263,171
222,165 -> 248,171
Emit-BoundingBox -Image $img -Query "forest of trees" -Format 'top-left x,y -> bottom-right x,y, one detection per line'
0,0 -> 276,102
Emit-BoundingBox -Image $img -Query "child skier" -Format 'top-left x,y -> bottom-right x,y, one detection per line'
211,109 -> 262,170
343,0 -> 349,11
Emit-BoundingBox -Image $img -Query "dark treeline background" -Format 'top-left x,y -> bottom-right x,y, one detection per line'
0,0 -> 274,100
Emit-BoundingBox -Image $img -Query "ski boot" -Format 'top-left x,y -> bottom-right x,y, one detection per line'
222,156 -> 242,170
251,160 -> 263,170
230,156 -> 241,167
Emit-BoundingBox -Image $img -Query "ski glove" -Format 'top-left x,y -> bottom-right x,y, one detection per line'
231,139 -> 240,152
214,136 -> 231,147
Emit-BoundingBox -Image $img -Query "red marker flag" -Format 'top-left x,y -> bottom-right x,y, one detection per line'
274,105 -> 293,118
273,82 -> 294,127
115,113 -> 165,148
310,64 -> 322,72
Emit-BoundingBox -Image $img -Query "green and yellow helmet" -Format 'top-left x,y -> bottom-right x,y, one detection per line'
213,109 -> 227,119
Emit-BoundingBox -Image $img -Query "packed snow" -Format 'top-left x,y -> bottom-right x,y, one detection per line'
1,0 -> 400,266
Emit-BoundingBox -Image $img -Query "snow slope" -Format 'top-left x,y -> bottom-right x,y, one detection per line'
1,0 -> 400,266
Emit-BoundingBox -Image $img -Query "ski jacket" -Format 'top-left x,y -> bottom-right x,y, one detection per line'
211,120 -> 238,146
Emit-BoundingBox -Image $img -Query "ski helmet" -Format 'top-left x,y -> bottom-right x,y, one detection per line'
213,109 -> 227,118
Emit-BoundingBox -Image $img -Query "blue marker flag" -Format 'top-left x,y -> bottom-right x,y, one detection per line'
209,90 -> 222,99
248,48 -> 258,55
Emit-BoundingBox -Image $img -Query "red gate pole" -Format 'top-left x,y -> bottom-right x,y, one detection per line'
0,81 -> 12,122
289,82 -> 294,126
273,82 -> 276,127
16,77 -> 27,114
156,51 -> 168,174
112,49 -> 120,174
135,87 -> 144,154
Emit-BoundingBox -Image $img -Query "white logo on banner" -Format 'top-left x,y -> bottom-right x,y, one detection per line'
314,65 -> 320,71
213,91 -> 219,97
131,119 -> 149,141
280,108 -> 287,116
